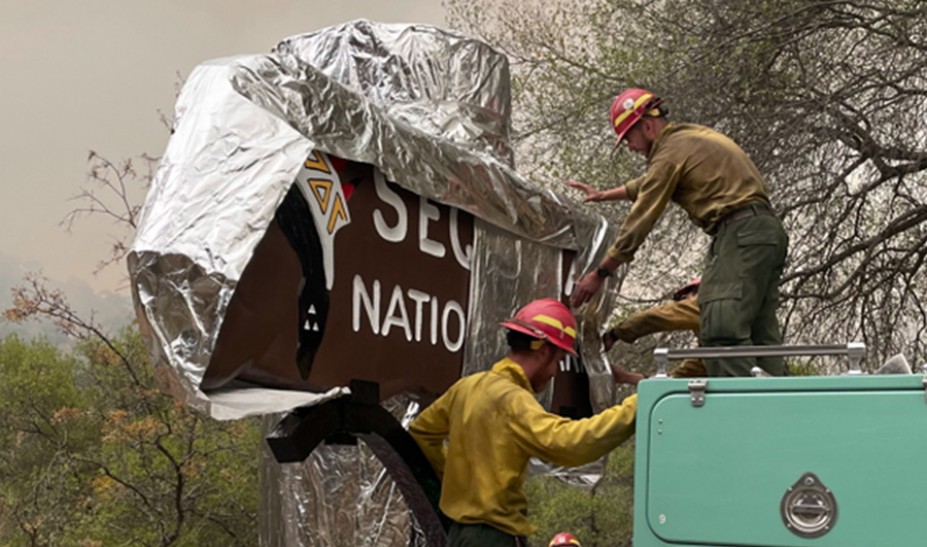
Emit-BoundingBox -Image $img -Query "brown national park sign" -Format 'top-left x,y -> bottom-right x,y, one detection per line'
203,151 -> 473,399
202,150 -> 591,416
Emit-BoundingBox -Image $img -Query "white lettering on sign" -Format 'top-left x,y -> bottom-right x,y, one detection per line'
372,172 -> 406,243
382,285 -> 413,341
449,208 -> 472,270
441,300 -> 466,352
407,289 -> 432,343
430,295 -> 439,345
370,171 -> 472,270
353,275 -> 381,334
419,195 -> 445,258
352,274 -> 466,353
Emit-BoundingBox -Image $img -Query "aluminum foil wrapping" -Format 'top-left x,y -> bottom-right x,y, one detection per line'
128,19 -> 624,547
260,396 -> 429,547
129,18 -> 620,418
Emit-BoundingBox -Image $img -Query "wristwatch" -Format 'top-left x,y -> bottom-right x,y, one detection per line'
595,266 -> 614,278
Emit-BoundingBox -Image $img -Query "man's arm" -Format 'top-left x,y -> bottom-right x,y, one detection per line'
506,390 -> 638,468
605,156 -> 683,265
569,254 -> 622,308
564,181 -> 631,203
571,155 -> 683,307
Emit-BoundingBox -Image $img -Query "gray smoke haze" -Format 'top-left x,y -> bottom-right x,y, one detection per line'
0,0 -> 447,299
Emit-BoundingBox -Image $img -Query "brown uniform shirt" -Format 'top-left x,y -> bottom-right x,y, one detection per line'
607,123 -> 770,263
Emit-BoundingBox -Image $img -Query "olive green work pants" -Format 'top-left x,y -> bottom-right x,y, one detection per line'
448,522 -> 526,547
699,213 -> 788,376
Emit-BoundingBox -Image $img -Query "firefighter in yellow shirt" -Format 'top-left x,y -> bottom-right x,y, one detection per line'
567,88 -> 788,377
409,298 -> 638,546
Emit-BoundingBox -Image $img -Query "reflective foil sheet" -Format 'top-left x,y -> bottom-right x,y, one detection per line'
128,18 -> 619,419
260,396 -> 429,547
128,19 -> 624,547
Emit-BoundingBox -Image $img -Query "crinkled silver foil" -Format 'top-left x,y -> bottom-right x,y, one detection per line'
259,395 -> 428,547
128,19 -> 622,547
129,18 -> 619,417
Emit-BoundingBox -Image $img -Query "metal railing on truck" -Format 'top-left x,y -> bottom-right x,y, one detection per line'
652,343 -> 867,378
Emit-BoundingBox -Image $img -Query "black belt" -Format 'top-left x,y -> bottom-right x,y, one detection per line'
710,202 -> 774,235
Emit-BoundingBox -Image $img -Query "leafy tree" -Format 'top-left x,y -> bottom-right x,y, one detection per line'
448,0 -> 926,542
0,315 -> 261,546
448,0 -> 927,370
2,148 -> 261,545
0,335 -> 87,545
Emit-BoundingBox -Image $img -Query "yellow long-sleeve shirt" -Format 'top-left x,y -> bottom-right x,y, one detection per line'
608,123 -> 771,264
408,357 -> 637,537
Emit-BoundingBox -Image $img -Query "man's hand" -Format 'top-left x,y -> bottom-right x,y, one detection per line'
564,180 -> 603,203
569,270 -> 605,308
611,364 -> 645,386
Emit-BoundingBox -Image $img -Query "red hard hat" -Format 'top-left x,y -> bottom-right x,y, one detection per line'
500,298 -> 578,356
609,88 -> 663,141
549,531 -> 582,547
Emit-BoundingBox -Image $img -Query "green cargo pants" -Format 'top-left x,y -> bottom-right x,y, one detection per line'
699,210 -> 788,377
448,522 -> 526,547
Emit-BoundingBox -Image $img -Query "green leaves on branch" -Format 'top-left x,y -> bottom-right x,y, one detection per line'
0,333 -> 260,546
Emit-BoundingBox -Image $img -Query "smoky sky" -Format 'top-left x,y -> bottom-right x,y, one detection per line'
0,0 -> 446,293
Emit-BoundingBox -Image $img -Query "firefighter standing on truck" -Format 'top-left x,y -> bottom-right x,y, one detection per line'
409,298 -> 638,547
566,88 -> 789,377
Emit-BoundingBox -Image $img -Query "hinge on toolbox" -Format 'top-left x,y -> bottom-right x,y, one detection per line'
846,342 -> 865,374
654,348 -> 669,378
688,379 -> 707,407
922,376 -> 926,403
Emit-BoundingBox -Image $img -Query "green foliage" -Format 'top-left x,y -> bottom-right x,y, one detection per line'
527,478 -> 599,543
527,442 -> 636,546
787,358 -> 823,377
0,332 -> 261,546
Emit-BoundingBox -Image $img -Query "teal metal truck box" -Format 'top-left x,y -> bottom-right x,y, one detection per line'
632,345 -> 927,547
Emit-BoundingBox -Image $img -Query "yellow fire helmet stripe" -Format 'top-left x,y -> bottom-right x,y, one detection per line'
531,314 -> 577,338
612,92 -> 653,128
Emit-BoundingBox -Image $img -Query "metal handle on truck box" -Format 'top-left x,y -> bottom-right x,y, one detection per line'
652,343 -> 866,378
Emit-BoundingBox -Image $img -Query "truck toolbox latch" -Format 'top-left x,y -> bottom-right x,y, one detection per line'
688,379 -> 707,407
781,472 -> 838,538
